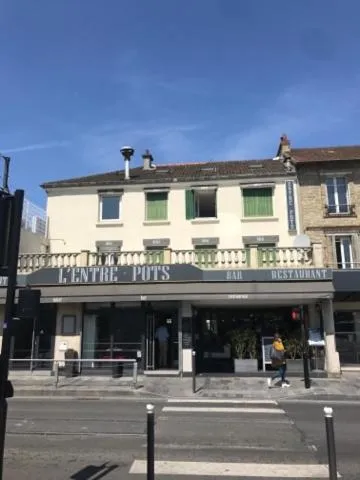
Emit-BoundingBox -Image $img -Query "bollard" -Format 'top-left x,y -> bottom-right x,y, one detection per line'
146,404 -> 155,480
303,350 -> 311,389
192,350 -> 196,394
54,361 -> 59,388
324,406 -> 337,480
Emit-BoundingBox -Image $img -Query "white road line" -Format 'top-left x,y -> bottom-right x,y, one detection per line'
162,406 -> 285,414
167,398 -> 278,405
129,460 -> 337,477
280,399 -> 360,406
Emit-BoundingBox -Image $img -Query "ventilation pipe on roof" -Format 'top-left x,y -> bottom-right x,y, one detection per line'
142,149 -> 156,170
120,146 -> 135,180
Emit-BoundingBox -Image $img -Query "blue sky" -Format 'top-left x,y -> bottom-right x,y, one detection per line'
1,0 -> 360,207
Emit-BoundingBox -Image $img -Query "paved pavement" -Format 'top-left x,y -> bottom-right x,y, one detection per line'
3,396 -> 358,479
9,371 -> 360,400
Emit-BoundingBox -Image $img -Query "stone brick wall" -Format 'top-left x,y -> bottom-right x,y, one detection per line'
297,160 -> 360,267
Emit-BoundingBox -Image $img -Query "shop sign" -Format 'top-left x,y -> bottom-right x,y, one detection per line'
17,265 -> 333,286
286,180 -> 297,232
204,268 -> 332,282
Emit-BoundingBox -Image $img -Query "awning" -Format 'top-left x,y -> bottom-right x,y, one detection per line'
0,281 -> 334,304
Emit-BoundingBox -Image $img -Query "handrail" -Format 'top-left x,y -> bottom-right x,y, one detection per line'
10,358 -> 138,389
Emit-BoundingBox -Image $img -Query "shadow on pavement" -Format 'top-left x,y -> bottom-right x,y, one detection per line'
70,462 -> 118,479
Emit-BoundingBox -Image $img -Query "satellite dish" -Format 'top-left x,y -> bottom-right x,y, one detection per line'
293,234 -> 311,248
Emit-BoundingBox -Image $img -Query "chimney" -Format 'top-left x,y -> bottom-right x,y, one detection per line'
142,149 -> 156,170
120,146 -> 135,180
279,134 -> 291,156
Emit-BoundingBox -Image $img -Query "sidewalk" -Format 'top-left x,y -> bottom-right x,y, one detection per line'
8,371 -> 360,400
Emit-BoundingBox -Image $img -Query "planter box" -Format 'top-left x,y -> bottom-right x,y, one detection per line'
234,359 -> 258,373
286,359 -> 303,373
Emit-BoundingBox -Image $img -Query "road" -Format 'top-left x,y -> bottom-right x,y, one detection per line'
2,396 -> 359,479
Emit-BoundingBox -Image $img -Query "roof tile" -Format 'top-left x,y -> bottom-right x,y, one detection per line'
41,159 -> 290,189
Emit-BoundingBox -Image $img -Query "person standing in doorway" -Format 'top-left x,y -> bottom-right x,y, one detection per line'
267,333 -> 290,388
155,322 -> 169,368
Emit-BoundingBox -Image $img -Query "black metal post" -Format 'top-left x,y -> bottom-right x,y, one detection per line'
192,350 -> 196,394
0,189 -> 24,479
324,406 -> 337,480
301,305 -> 311,389
146,404 -> 155,480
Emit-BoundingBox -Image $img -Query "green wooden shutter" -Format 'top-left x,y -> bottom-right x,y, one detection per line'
145,248 -> 164,264
194,246 -> 216,268
146,192 -> 168,221
243,188 -> 273,217
257,245 -> 276,267
185,190 -> 195,219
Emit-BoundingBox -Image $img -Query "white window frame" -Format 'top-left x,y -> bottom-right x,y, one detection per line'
325,177 -> 350,214
334,235 -> 354,269
99,194 -> 122,222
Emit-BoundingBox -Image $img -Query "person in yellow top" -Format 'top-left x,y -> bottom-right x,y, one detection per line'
267,333 -> 290,388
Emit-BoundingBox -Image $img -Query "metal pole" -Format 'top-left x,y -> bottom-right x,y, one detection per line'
324,407 -> 338,480
146,404 -> 155,480
192,350 -> 196,394
301,305 -> 311,389
0,189 -> 24,479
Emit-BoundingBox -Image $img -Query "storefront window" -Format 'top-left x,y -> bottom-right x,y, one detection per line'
82,306 -> 144,371
334,311 -> 360,364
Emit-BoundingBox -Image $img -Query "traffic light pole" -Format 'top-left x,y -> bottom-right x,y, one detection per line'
0,189 -> 24,479
301,305 -> 311,389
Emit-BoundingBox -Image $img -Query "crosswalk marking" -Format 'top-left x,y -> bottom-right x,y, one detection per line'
162,406 -> 285,414
167,398 -> 278,404
129,460 -> 334,477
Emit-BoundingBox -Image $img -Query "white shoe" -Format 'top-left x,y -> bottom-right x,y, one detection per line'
282,382 -> 290,388
267,378 -> 272,388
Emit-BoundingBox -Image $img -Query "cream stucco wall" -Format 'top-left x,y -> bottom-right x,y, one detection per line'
46,178 -> 298,253
54,303 -> 82,361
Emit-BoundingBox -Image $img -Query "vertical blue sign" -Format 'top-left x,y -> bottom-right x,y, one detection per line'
286,180 -> 297,232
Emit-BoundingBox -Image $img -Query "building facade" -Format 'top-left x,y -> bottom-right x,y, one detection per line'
278,136 -> 360,368
0,147 -> 344,376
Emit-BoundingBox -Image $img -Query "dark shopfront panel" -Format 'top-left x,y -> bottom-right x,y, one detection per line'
194,306 -> 301,373
10,304 -> 57,370
82,302 -> 179,374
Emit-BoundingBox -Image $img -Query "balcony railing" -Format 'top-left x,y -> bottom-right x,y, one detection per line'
17,246 -> 317,274
324,203 -> 356,217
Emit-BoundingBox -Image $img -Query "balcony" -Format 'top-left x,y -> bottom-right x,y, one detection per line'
17,245 -> 321,274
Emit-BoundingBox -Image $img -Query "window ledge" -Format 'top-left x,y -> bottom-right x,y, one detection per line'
241,217 -> 278,222
143,220 -> 170,226
96,221 -> 123,227
191,218 -> 219,225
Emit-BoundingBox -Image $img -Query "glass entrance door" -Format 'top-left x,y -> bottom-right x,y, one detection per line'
145,312 -> 156,370
145,309 -> 179,370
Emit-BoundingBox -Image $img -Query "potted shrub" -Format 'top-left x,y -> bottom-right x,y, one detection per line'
229,328 -> 258,373
285,338 -> 303,373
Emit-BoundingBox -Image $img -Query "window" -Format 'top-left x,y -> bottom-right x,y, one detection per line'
334,236 -> 353,269
61,315 -> 76,335
99,195 -> 121,221
326,177 -> 349,214
145,246 -> 164,264
194,245 -> 217,268
145,192 -> 168,221
185,189 -> 217,219
242,188 -> 273,217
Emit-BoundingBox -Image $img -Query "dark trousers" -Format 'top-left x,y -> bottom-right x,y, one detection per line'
272,364 -> 287,382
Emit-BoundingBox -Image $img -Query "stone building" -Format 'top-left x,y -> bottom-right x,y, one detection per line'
276,135 -> 360,368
